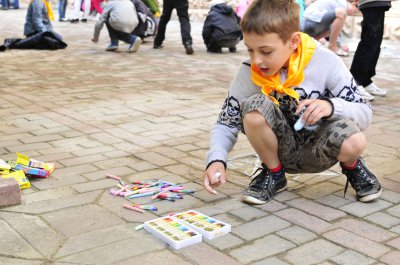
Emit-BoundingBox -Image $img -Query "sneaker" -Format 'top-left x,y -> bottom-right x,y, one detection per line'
105,44 -> 118,52
229,47 -> 237,53
70,19 -> 79,23
242,164 -> 287,205
341,158 -> 382,202
184,44 -> 194,55
128,37 -> 142,53
364,83 -> 387,96
357,86 -> 374,101
80,18 -> 88,22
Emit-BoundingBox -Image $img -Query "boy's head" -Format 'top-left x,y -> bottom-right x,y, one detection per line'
241,0 -> 301,77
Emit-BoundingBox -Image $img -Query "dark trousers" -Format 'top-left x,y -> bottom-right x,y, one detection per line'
154,0 -> 192,46
350,7 -> 387,87
106,22 -> 136,45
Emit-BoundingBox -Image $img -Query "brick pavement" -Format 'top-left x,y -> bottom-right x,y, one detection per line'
1,6 -> 400,265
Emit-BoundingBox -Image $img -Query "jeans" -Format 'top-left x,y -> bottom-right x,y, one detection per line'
154,0 -> 192,46
105,22 -> 138,46
1,0 -> 19,9
58,0 -> 68,20
350,7 -> 387,87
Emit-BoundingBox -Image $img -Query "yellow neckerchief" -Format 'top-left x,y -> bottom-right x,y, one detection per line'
251,32 -> 316,105
42,0 -> 54,21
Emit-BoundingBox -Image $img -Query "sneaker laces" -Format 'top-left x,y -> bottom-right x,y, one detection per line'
248,167 -> 268,191
343,160 -> 376,198
357,86 -> 372,97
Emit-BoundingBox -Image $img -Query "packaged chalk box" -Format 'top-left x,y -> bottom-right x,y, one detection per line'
144,210 -> 231,249
144,216 -> 202,249
172,210 -> 231,240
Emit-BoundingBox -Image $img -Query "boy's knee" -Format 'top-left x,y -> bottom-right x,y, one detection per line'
243,110 -> 266,128
341,132 -> 366,155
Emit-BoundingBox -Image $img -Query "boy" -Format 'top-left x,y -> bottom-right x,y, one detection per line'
92,0 -> 142,53
203,0 -> 382,204
202,0 -> 242,53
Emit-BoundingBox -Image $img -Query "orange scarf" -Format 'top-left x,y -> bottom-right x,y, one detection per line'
43,0 -> 54,21
251,33 -> 316,105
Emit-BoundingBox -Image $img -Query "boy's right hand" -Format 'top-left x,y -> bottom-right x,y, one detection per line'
203,162 -> 226,195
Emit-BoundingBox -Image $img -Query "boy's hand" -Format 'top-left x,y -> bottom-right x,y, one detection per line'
296,99 -> 333,126
203,162 -> 226,195
91,38 -> 98,43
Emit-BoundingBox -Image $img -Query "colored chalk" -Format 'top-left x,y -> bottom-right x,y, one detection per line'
106,173 -> 121,181
123,203 -> 145,213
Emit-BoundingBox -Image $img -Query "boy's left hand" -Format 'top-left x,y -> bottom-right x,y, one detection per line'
296,99 -> 333,126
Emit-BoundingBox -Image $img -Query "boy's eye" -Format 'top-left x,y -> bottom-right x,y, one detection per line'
247,49 -> 254,53
261,50 -> 272,55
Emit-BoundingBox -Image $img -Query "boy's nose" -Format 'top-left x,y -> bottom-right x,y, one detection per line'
253,54 -> 264,67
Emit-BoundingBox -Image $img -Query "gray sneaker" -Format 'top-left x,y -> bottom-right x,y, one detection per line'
128,38 -> 142,53
364,83 -> 387,96
357,86 -> 374,101
242,164 -> 287,205
341,158 -> 382,202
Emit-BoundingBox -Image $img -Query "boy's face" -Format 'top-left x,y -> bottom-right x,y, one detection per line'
244,32 -> 298,77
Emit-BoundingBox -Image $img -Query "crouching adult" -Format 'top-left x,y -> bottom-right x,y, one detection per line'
202,0 -> 242,53
92,0 -> 142,53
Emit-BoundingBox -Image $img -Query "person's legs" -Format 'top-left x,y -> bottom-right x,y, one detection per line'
350,7 -> 386,87
12,0 -> 18,9
58,0 -> 65,20
82,0 -> 91,20
92,0 -> 103,14
327,8 -> 347,52
175,0 -> 192,48
1,0 -> 8,9
153,0 -> 174,47
71,0 -> 81,22
105,22 -> 119,50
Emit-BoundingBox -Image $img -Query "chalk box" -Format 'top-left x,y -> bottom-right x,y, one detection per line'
144,216 -> 202,249
172,210 -> 231,240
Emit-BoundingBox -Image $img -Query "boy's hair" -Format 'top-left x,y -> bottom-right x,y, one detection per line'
241,0 -> 300,43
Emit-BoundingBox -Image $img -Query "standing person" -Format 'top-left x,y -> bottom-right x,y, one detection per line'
153,0 -> 194,54
71,0 -> 91,23
202,0 -> 242,53
58,0 -> 68,22
1,0 -> 19,9
350,0 -> 391,101
203,0 -> 381,204
92,0 -> 142,53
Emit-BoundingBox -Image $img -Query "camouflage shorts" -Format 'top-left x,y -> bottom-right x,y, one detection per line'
241,94 -> 360,174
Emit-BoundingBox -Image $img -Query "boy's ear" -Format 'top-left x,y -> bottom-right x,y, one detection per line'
289,32 -> 301,50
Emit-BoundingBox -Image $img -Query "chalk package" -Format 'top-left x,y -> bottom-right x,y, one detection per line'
144,210 -> 231,249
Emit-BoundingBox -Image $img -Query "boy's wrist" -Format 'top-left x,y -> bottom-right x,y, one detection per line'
206,160 -> 227,170
320,97 -> 334,119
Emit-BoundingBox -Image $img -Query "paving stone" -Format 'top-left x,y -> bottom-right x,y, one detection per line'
250,257 -> 290,265
387,236 -> 400,250
365,212 -> 400,228
55,223 -> 140,258
193,189 -> 228,202
204,233 -> 245,251
380,189 -> 400,203
71,178 -> 116,193
174,242 -> 241,265
296,182 -> 344,199
316,194 -> 354,208
58,235 -> 165,264
229,206 -> 268,221
323,229 -> 390,258
229,234 -> 295,264
42,204 -> 124,237
59,154 -> 109,167
0,220 -> 43,259
195,199 -> 247,216
284,239 -> 343,265
114,250 -> 192,265
387,204 -> 400,218
82,166 -> 137,181
255,200 -> 288,212
379,250 -> 400,265
329,249 -> 375,265
212,213 -> 243,227
0,212 -> 63,258
334,218 -> 397,242
275,225 -> 318,245
0,257 -> 43,265
6,190 -> 101,214
275,208 -> 333,233
339,200 -> 393,217
233,215 -> 291,241
286,198 -> 347,221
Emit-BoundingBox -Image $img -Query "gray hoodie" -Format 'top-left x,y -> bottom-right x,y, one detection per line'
93,0 -> 139,40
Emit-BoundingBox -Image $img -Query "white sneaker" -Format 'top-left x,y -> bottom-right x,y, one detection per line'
364,83 -> 387,96
357,86 -> 374,101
